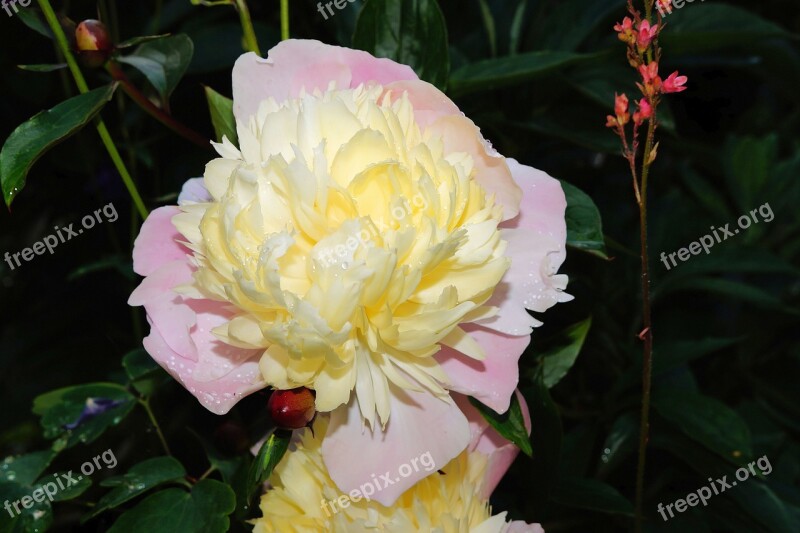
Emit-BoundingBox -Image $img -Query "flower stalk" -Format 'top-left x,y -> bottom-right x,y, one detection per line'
280,0 -> 289,41
36,0 -> 149,220
607,1 -> 687,530
235,0 -> 261,54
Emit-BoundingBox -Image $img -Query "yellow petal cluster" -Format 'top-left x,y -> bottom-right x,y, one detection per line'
173,84 -> 508,426
253,417 -> 514,533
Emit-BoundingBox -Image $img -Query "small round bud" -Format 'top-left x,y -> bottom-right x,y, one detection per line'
75,20 -> 112,68
267,387 -> 316,430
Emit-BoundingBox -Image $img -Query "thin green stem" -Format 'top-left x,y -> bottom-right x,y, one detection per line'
235,0 -> 261,54
198,465 -> 217,481
138,398 -> 172,456
36,0 -> 149,220
280,0 -> 289,41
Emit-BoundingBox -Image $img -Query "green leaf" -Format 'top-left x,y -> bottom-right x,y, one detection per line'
660,4 -> 795,55
117,35 -> 194,103
122,349 -> 169,396
0,450 -> 56,486
653,390 -> 753,461
597,412 -> 638,477
525,369 -> 562,514
353,0 -> 449,89
469,394 -> 532,457
46,472 -> 92,502
528,0 -> 624,52
108,479 -> 235,533
723,135 -> 778,214
0,84 -> 117,207
541,318 -> 592,388
204,87 -> 238,145
449,51 -> 589,97
476,0 -> 497,57
84,457 -> 186,521
16,8 -> 52,39
655,277 -> 798,315
0,481 -> 53,533
553,477 -> 634,515
117,34 -> 171,49
191,430 -> 251,520
67,256 -> 135,282
561,180 -> 608,258
247,430 -> 291,501
17,64 -> 67,72
32,383 -> 135,450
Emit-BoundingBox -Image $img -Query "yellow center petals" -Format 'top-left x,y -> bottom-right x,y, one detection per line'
173,84 -> 507,425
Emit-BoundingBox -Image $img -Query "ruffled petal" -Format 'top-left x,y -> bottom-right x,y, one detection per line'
435,324 -> 529,414
178,177 -> 212,204
142,321 -> 263,415
477,159 -> 572,335
321,386 -> 470,506
232,40 -> 417,123
131,206 -> 189,277
425,113 -> 522,221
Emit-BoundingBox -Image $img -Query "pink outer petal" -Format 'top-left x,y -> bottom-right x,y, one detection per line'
506,522 -> 545,533
455,391 -> 531,499
478,158 -> 571,335
425,112 -> 521,221
131,206 -> 190,277
142,320 -> 263,415
178,177 -> 212,204
435,324 -> 529,414
321,387 -> 470,507
232,40 -> 418,123
130,259 -> 265,415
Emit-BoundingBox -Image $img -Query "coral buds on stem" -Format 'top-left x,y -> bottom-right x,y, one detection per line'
633,98 -> 653,127
636,20 -> 658,53
662,71 -> 688,93
607,93 -> 631,129
614,17 -> 636,45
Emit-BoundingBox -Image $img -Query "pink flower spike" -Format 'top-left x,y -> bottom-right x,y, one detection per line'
614,17 -> 635,44
636,20 -> 659,51
662,71 -> 688,93
613,92 -> 631,127
633,98 -> 653,126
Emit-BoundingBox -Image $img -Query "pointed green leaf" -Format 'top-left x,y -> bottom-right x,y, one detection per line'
561,180 -> 608,258
84,457 -> 186,521
541,318 -> 592,388
554,477 -> 634,515
469,393 -> 532,457
108,479 -> 235,533
353,0 -> 449,90
117,35 -> 194,102
204,87 -> 237,144
247,430 -> 291,501
17,63 -> 68,72
1,84 -> 116,207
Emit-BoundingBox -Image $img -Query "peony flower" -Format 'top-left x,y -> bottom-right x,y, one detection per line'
252,392 -> 543,533
129,39 -> 571,505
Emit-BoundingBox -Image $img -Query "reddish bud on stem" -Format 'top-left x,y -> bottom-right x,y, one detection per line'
268,387 -> 316,430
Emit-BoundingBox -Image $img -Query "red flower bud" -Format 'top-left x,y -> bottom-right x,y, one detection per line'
268,387 -> 316,430
75,20 -> 112,68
